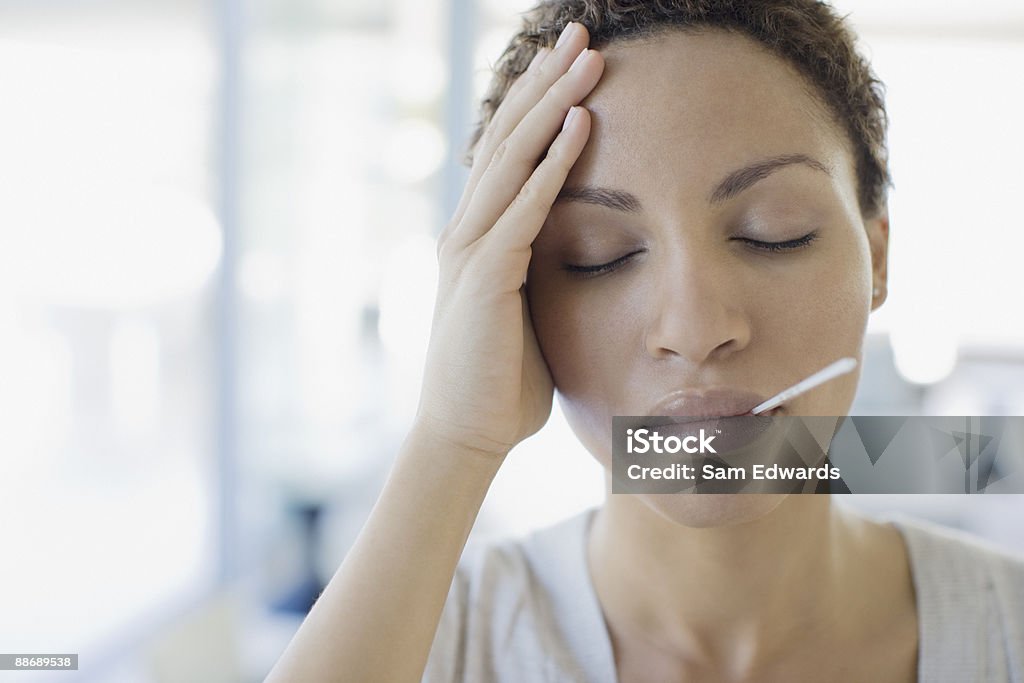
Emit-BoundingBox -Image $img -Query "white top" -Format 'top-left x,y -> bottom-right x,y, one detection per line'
422,507 -> 1024,682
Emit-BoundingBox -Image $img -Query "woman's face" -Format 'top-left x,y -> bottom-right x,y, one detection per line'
525,30 -> 889,526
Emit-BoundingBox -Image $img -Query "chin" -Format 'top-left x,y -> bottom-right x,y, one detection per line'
638,492 -> 790,529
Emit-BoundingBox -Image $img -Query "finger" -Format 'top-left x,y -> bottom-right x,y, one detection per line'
476,105 -> 591,284
440,48 -> 552,253
502,46 -> 552,104
483,23 -> 589,159
446,23 -> 592,240
437,48 -> 550,257
452,49 -> 603,249
443,46 -> 551,249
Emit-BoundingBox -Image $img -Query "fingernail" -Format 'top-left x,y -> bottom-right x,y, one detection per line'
555,22 -> 578,49
562,106 -> 580,131
569,48 -> 590,72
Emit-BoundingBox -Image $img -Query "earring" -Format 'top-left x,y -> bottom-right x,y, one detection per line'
873,287 -> 881,298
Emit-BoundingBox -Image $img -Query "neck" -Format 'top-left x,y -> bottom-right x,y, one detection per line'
588,494 -> 885,672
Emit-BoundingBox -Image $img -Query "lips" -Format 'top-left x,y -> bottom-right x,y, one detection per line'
643,405 -> 783,429
622,388 -> 784,452
642,410 -> 782,456
649,387 -> 772,420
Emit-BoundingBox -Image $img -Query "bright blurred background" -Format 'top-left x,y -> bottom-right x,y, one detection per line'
1,0 -> 1022,680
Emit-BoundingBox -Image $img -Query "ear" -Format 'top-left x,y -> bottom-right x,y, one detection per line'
866,209 -> 890,310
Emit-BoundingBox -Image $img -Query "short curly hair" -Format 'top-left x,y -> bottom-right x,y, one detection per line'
466,0 -> 892,219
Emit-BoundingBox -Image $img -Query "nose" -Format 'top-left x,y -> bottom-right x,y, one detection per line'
643,248 -> 752,363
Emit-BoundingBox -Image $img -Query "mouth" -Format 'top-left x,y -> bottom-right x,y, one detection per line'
634,405 -> 786,456
643,404 -> 785,430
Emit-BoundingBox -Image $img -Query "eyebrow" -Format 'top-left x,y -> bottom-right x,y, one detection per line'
554,153 -> 832,212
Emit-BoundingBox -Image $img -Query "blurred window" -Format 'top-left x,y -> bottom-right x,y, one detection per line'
0,0 -> 220,663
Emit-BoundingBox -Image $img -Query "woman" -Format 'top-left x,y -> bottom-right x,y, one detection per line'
268,1 -> 1024,681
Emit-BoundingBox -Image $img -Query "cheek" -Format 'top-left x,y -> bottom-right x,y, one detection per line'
762,229 -> 872,413
526,275 -> 631,463
526,276 -> 624,395
766,255 -> 869,345
802,228 -> 873,341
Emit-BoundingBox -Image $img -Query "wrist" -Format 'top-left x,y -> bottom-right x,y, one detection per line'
402,419 -> 510,472
408,412 -> 514,457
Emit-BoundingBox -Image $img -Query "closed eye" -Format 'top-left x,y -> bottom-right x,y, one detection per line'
563,250 -> 643,278
735,231 -> 819,253
562,231 -> 818,278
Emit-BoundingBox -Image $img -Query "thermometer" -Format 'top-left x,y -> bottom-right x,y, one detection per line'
751,357 -> 858,415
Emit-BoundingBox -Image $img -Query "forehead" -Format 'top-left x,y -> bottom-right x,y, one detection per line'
573,30 -> 852,198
